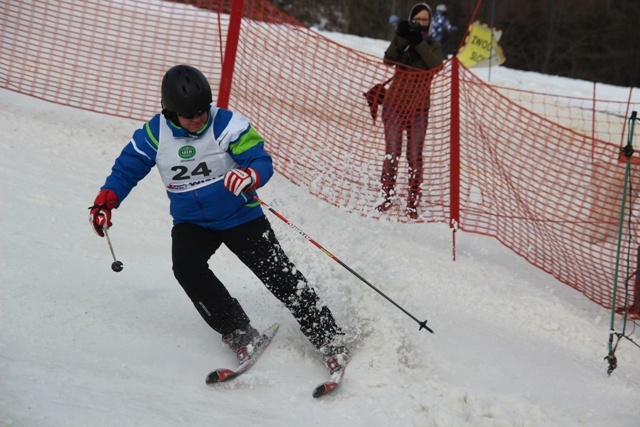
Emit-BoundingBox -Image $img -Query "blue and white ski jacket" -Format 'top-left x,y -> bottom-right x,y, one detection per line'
431,11 -> 457,43
101,106 -> 273,230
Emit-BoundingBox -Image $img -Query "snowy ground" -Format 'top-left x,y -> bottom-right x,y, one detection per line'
1,31 -> 639,427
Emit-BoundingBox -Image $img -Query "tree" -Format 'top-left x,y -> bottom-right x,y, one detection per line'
269,0 -> 639,86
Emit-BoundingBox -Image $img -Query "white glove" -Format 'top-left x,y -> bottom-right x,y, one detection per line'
223,168 -> 259,196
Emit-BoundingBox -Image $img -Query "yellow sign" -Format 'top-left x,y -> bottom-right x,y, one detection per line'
456,21 -> 506,68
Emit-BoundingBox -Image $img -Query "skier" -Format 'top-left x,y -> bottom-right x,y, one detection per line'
89,64 -> 350,375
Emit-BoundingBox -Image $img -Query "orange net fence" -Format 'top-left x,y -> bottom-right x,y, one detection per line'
2,0 -> 640,311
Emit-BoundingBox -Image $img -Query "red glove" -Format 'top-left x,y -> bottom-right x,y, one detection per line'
89,189 -> 119,237
223,168 -> 260,196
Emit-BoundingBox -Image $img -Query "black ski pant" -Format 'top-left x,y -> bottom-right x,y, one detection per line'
171,216 -> 341,349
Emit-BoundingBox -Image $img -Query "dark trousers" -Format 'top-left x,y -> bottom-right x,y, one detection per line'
381,106 -> 429,207
171,216 -> 341,349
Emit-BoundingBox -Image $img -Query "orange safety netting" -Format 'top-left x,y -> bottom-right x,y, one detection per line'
2,0 -> 639,311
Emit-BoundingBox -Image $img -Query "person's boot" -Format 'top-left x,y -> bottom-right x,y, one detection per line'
321,344 -> 351,374
376,187 -> 396,212
222,324 -> 262,364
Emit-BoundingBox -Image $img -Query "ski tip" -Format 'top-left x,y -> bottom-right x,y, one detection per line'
205,372 -> 220,385
312,381 -> 340,398
262,323 -> 279,340
313,367 -> 345,398
205,368 -> 234,385
312,386 -> 325,398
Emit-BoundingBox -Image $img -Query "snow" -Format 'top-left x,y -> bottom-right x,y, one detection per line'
2,31 -> 639,427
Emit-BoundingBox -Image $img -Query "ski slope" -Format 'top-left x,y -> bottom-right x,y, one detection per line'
1,31 -> 639,427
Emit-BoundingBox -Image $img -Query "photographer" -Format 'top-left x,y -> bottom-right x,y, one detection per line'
376,3 -> 443,219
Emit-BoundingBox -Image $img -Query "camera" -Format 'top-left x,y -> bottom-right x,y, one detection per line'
396,20 -> 423,38
407,21 -> 422,34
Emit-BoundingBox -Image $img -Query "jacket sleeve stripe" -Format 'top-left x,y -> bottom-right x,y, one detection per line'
229,126 -> 263,155
131,139 -> 152,160
144,122 -> 160,148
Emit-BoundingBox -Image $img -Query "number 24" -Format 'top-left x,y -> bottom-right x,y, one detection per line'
171,162 -> 213,180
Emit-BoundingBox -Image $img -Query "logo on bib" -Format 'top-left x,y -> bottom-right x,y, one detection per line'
178,145 -> 196,159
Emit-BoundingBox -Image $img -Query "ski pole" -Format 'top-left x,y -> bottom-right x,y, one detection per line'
103,226 -> 124,272
252,194 -> 434,333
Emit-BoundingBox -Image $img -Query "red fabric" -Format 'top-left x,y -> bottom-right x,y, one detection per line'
363,78 -> 392,123
243,167 -> 260,189
223,168 -> 260,196
94,189 -> 119,209
89,189 -> 119,237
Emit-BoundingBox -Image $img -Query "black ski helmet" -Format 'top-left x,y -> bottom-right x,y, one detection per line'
161,65 -> 212,117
